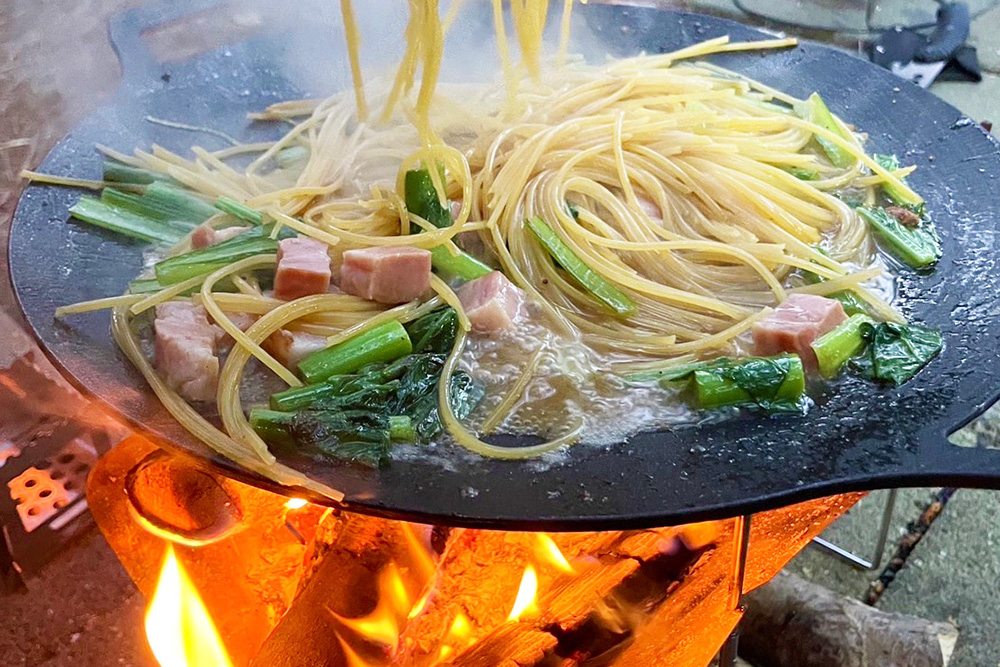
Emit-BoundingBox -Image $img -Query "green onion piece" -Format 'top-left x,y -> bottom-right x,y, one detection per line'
128,278 -> 164,295
811,314 -> 874,378
389,415 -> 416,442
102,161 -> 172,186
690,355 -> 805,410
785,167 -> 820,181
69,197 -> 188,244
276,146 -> 310,170
216,197 -> 264,225
248,408 -> 296,447
141,182 -> 219,223
857,206 -> 940,269
153,224 -> 289,284
298,320 -> 413,384
269,376 -> 358,411
873,153 -> 924,210
403,167 -> 493,281
743,97 -> 796,116
799,92 -> 855,169
527,217 -> 637,317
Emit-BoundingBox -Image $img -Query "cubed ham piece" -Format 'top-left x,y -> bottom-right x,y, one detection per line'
457,271 -> 525,334
215,312 -> 258,353
274,237 -> 332,301
191,224 -> 249,249
154,302 -> 219,402
266,330 -> 329,368
340,246 -> 431,305
753,293 -> 848,369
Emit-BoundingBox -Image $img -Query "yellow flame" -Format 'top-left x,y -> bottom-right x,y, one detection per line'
145,546 -> 233,667
507,566 -> 538,621
535,534 -> 575,574
400,522 -> 437,581
336,632 -> 370,667
330,563 -> 413,652
285,497 -> 308,510
436,611 -> 474,660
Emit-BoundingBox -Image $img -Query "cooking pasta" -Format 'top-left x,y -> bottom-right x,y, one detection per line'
35,1 -> 944,498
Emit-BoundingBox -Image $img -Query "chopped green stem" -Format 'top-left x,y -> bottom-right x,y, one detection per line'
269,376 -> 358,411
800,267 -> 868,316
388,415 -> 416,442
404,166 -> 492,281
691,354 -> 805,409
69,197 -> 187,244
141,182 -> 219,223
785,167 -> 819,181
216,197 -> 264,225
428,246 -> 492,281
873,154 -> 924,210
404,168 -> 452,228
800,93 -> 855,169
857,206 -> 940,269
99,187 -> 206,228
812,314 -> 874,378
248,408 -> 296,447
102,161 -> 173,186
527,217 -> 637,317
298,320 -> 413,384
153,224 -> 290,284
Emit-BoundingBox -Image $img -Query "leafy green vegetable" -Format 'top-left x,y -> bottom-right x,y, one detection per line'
253,350 -> 482,467
798,92 -> 855,169
298,320 -> 413,384
102,161 -> 174,186
873,153 -> 924,212
527,217 -> 637,317
800,261 -> 868,316
404,167 -> 493,281
850,322 -> 943,385
69,196 -> 190,244
660,355 -> 806,412
785,167 -> 820,181
811,314 -> 873,378
215,197 -> 264,225
405,307 -> 459,354
153,223 -> 295,284
141,182 -> 219,223
857,206 -> 940,270
100,187 -> 205,227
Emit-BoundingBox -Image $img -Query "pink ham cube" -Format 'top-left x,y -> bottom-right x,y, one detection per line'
154,302 -> 220,402
457,271 -> 525,334
340,246 -> 431,305
753,293 -> 848,370
191,224 -> 248,249
274,237 -> 332,301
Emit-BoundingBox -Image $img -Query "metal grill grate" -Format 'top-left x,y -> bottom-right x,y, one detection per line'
8,437 -> 96,534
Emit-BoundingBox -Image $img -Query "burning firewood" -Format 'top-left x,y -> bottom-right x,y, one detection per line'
739,571 -> 958,667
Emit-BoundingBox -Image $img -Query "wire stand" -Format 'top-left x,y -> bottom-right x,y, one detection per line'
717,514 -> 752,667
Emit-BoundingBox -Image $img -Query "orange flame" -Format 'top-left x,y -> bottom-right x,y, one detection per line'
535,534 -> 575,574
436,611 -> 474,661
145,546 -> 233,667
330,563 -> 411,651
507,565 -> 538,621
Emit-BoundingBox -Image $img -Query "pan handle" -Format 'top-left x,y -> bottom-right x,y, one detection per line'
107,0 -> 235,84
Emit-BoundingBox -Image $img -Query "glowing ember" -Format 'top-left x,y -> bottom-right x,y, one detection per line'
536,534 -> 575,574
145,546 -> 233,667
285,497 -> 308,510
507,565 -> 539,621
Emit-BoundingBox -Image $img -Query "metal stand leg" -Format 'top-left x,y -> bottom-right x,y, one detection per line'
811,488 -> 897,571
718,514 -> 752,667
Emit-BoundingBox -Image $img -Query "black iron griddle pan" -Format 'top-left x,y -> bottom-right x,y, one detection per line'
10,1 -> 1000,530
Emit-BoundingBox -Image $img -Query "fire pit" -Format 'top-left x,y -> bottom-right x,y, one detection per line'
89,434 -> 861,666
